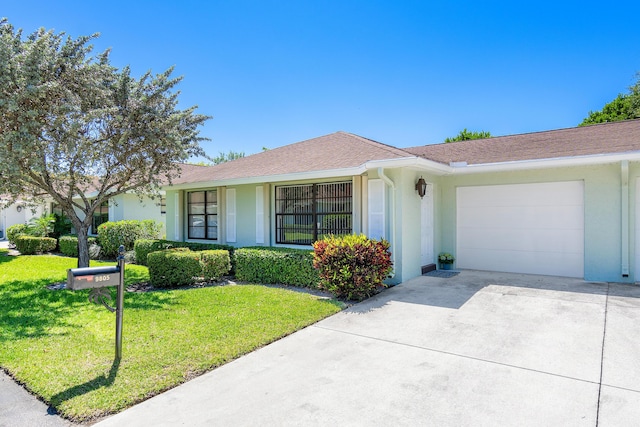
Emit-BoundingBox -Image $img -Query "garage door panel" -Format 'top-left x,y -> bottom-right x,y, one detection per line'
458,227 -> 584,253
458,205 -> 583,229
457,247 -> 584,277
456,181 -> 584,278
457,181 -> 584,208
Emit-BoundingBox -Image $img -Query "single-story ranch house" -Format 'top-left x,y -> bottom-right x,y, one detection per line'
3,119 -> 639,286
159,119 -> 640,285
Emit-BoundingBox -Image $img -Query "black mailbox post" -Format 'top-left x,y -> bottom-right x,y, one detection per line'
66,245 -> 125,360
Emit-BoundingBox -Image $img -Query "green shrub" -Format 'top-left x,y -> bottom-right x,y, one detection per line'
58,235 -> 97,257
14,236 -> 57,255
312,234 -> 393,301
6,223 -> 28,245
134,239 -> 235,268
200,250 -> 231,281
97,220 -> 162,258
234,247 -> 319,288
147,249 -> 202,287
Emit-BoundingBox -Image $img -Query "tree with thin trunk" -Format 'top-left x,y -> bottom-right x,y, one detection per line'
0,19 -> 210,267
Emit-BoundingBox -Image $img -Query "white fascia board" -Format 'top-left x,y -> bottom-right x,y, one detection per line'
162,165 -> 369,190
450,151 -> 640,175
364,157 -> 452,175
160,151 -> 640,191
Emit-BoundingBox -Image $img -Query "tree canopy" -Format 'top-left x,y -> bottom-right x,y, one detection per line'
579,73 -> 640,126
0,19 -> 210,266
444,128 -> 491,143
210,150 -> 245,164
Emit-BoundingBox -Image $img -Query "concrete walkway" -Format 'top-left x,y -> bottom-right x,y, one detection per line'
92,270 -> 640,426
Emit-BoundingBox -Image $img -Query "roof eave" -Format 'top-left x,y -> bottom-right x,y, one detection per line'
449,151 -> 640,174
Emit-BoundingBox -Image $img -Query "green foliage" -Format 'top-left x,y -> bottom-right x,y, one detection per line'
6,223 -> 28,245
0,255 -> 340,421
210,150 -> 246,165
58,235 -> 97,257
14,236 -> 57,255
234,247 -> 319,288
200,250 -> 232,281
6,220 -> 51,244
147,249 -> 203,287
438,252 -> 455,264
313,234 -> 393,301
52,213 -> 72,238
27,214 -> 56,237
133,239 -> 235,267
444,128 -> 492,143
580,72 -> 640,126
579,93 -> 639,126
0,18 -> 210,268
97,220 -> 162,258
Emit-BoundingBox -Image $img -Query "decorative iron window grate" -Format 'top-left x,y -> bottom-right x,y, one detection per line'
275,182 -> 352,245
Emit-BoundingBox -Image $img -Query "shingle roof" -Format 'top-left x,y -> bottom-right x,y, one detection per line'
171,131 -> 411,184
404,119 -> 640,166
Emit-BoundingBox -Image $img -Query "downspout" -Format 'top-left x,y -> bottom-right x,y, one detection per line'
377,168 -> 396,279
621,160 -> 629,277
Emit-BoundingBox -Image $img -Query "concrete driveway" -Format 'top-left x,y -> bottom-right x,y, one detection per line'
94,270 -> 640,426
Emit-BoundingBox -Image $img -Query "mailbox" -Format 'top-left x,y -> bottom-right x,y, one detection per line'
67,266 -> 121,290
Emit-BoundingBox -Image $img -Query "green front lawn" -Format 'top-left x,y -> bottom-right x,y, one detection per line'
0,253 -> 342,422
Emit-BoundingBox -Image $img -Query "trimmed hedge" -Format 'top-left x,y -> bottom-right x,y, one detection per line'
200,250 -> 231,281
134,239 -> 235,268
313,234 -> 393,301
14,236 -> 57,255
234,247 -> 319,288
147,249 -> 231,287
97,220 -> 162,258
148,250 -> 202,287
58,235 -> 97,257
6,224 -> 28,245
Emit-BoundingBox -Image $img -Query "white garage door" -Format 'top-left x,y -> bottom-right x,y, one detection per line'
456,181 -> 584,278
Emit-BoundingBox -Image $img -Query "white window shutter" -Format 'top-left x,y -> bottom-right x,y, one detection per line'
368,179 -> 385,239
226,189 -> 237,243
255,186 -> 264,244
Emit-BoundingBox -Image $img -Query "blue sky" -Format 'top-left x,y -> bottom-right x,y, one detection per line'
3,1 -> 640,158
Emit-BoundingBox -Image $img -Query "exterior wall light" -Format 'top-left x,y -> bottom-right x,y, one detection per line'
415,177 -> 428,198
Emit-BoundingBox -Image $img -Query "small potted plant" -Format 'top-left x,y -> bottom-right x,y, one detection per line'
438,252 -> 455,270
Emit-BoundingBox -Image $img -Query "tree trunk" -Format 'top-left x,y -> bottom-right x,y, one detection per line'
76,224 -> 91,268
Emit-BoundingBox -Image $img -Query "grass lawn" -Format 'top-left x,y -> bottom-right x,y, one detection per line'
0,252 -> 343,422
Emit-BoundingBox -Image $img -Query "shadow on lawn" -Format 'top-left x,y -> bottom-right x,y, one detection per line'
0,276 -> 174,343
49,358 -> 120,408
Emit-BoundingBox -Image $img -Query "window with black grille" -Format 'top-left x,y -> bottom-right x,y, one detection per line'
187,190 -> 217,240
275,182 -> 352,245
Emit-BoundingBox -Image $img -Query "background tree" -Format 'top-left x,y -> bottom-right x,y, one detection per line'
0,19 -> 210,267
580,72 -> 640,126
444,128 -> 491,142
210,150 -> 245,164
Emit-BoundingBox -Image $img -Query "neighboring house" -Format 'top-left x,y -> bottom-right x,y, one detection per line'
0,198 -> 45,240
158,119 -> 640,285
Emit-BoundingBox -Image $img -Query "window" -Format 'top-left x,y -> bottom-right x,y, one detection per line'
92,200 -> 109,232
188,190 -> 217,240
275,182 -> 352,245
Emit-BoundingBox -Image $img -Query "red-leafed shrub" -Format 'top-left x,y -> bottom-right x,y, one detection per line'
312,234 -> 393,301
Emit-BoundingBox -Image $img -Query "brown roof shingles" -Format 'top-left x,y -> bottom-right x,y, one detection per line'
169,120 -> 640,187
405,119 -> 640,166
171,131 -> 412,185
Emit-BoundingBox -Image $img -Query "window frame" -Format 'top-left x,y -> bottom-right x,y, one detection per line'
92,200 -> 109,233
275,181 -> 352,245
187,190 -> 218,240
